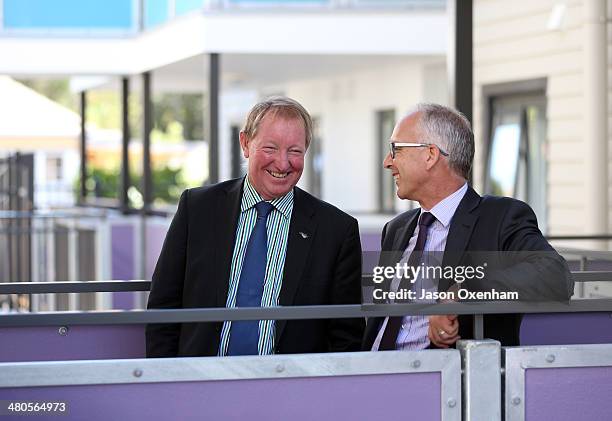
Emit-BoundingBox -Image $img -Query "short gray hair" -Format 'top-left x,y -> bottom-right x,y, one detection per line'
242,96 -> 313,148
413,103 -> 474,179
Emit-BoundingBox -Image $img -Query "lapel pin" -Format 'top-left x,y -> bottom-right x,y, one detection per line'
299,232 -> 309,239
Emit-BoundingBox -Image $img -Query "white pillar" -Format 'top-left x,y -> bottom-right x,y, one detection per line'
583,0 -> 608,248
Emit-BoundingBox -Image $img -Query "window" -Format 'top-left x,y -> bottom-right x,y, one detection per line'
3,0 -> 134,30
307,117 -> 323,198
484,81 -> 547,232
231,125 -> 246,179
377,109 -> 396,213
46,157 -> 62,181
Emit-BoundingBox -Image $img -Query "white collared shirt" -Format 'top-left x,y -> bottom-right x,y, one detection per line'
372,183 -> 468,351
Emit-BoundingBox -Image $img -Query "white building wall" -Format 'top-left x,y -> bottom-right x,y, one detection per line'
268,59 -> 448,213
473,0 -> 588,236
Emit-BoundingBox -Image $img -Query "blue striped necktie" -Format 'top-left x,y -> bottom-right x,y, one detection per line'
227,201 -> 274,356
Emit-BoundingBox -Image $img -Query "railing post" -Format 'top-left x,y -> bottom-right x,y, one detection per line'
458,339 -> 502,421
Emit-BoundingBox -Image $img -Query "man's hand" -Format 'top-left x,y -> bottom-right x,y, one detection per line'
428,315 -> 460,348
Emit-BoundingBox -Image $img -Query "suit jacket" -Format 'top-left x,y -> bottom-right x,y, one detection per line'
363,186 -> 573,349
146,178 -> 364,357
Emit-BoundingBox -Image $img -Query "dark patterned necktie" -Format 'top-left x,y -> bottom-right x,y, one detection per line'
379,211 -> 436,350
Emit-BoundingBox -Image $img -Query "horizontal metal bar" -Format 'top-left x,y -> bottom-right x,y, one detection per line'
1,299 -> 611,327
0,281 -> 151,294
572,271 -> 612,282
1,271 -> 611,295
558,247 -> 612,261
0,211 -> 109,219
548,235 -> 612,240
0,227 -> 96,235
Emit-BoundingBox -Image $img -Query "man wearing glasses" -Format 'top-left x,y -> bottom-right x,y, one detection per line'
363,103 -> 573,351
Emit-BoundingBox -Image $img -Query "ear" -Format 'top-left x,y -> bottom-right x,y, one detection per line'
425,145 -> 441,170
239,131 -> 250,159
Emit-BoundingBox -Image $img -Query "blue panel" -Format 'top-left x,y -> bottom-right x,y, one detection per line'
144,0 -> 169,28
3,0 -> 133,29
175,0 -> 202,16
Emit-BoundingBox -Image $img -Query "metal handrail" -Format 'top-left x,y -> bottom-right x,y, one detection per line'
548,235 -> 612,241
1,271 -> 612,295
0,210 -> 110,219
0,300 -> 611,327
0,281 -> 151,294
557,247 -> 612,261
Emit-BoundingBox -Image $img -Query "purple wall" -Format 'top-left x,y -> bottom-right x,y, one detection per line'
111,224 -> 135,310
525,366 -> 612,420
145,223 -> 167,280
360,232 -> 381,252
0,372 -> 440,421
520,313 -> 612,345
0,325 -> 145,362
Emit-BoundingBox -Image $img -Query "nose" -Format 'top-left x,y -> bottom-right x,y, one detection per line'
275,151 -> 291,172
383,152 -> 393,169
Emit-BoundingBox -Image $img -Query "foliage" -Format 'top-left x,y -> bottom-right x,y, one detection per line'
19,79 -> 77,111
18,78 -> 203,142
78,165 -> 187,206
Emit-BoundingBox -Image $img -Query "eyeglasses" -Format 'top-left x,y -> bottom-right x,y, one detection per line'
389,142 -> 449,159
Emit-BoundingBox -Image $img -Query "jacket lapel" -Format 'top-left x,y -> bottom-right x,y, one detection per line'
392,211 -> 419,252
214,178 -> 244,307
380,211 -> 419,270
439,186 -> 480,291
275,187 -> 316,344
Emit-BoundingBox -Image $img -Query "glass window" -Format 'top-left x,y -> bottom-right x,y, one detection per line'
144,0 -> 170,28
488,123 -> 520,197
3,0 -> 133,29
46,157 -> 62,181
231,125 -> 246,179
377,109 -> 396,213
307,117 -> 323,198
486,93 -> 547,232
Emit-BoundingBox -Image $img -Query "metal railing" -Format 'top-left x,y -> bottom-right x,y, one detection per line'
2,270 -> 612,294
0,209 -> 113,312
2,272 -> 612,339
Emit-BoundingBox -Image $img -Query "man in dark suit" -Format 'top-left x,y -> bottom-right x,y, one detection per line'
147,96 -> 364,358
363,103 -> 573,351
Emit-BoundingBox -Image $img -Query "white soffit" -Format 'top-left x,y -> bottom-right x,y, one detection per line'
0,10 -> 446,76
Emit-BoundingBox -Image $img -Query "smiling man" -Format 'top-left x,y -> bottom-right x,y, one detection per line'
146,96 -> 364,358
363,103 -> 572,351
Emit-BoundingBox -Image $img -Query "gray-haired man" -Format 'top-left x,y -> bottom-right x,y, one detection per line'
363,103 -> 573,350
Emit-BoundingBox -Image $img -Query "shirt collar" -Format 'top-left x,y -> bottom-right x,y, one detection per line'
241,176 -> 294,220
422,183 -> 468,228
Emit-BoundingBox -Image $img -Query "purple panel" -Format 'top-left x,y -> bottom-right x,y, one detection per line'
0,372 -> 440,421
111,224 -> 135,309
525,366 -> 612,421
0,325 -> 145,362
146,224 -> 168,280
520,313 -> 612,345
360,232 -> 382,252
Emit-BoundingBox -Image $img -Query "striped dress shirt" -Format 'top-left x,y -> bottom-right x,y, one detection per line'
218,177 -> 293,356
372,183 -> 468,351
